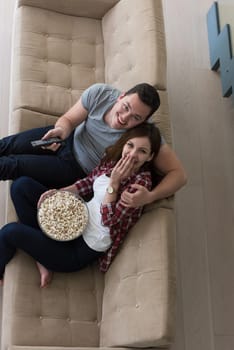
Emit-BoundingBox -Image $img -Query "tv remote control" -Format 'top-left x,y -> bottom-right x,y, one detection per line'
31,137 -> 64,148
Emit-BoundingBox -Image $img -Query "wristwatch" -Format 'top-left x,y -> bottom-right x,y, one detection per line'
106,185 -> 116,194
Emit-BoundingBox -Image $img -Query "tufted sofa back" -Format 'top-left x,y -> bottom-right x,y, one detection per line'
102,0 -> 167,91
12,4 -> 105,119
9,0 -> 169,139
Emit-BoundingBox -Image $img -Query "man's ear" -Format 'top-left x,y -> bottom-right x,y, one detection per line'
117,92 -> 126,101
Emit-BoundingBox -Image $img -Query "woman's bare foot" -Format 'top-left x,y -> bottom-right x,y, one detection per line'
36,262 -> 53,288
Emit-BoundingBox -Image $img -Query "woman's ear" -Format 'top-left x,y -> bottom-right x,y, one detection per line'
147,152 -> 154,162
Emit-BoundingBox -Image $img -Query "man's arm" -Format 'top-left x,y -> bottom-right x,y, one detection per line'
42,98 -> 88,142
120,143 -> 187,207
150,143 -> 187,200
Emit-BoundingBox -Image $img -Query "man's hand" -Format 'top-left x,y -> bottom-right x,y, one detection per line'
120,184 -> 152,208
41,127 -> 65,151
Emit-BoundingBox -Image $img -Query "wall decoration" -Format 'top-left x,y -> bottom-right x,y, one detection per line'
207,1 -> 234,101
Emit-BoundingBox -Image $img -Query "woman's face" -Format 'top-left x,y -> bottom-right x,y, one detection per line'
122,136 -> 154,171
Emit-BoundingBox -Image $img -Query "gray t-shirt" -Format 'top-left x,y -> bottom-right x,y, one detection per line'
73,83 -> 125,174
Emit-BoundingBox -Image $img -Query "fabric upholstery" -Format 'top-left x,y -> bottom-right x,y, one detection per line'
2,1 -> 176,350
151,90 -> 172,146
2,252 -> 104,348
17,0 -> 120,18
100,208 -> 176,348
10,347 -> 131,350
12,6 -> 105,117
102,0 -> 167,91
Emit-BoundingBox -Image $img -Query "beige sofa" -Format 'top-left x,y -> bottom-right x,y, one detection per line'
1,1 -> 176,350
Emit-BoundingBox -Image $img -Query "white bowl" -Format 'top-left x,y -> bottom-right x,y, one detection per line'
37,190 -> 89,241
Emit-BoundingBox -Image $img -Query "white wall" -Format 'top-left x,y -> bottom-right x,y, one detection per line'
0,0 -> 16,226
164,0 -> 234,349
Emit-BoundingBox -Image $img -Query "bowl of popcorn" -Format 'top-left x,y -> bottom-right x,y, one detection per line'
38,190 -> 89,241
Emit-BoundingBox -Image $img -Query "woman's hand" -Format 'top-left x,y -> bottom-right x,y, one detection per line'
110,155 -> 135,187
37,185 -> 78,208
37,189 -> 57,208
60,184 -> 78,195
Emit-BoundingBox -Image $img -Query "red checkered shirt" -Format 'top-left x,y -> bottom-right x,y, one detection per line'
75,160 -> 152,272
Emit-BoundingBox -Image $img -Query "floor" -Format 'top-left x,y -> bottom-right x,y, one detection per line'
0,1 -> 234,349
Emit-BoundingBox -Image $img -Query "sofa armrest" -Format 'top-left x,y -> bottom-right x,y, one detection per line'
16,0 -> 120,18
10,347 -> 136,350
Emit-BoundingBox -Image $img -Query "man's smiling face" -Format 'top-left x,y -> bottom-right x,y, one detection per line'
106,93 -> 151,130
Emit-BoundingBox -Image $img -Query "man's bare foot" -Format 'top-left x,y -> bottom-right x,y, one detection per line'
36,262 -> 53,288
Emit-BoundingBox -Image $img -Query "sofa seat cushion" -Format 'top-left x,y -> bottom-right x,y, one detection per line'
2,252 -> 104,348
100,208 -> 176,348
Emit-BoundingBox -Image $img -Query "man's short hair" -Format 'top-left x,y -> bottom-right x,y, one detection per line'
125,83 -> 160,118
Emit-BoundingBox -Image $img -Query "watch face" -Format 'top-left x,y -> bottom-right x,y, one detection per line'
107,186 -> 114,194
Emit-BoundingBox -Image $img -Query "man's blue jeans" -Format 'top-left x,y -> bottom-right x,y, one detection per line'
0,126 -> 86,187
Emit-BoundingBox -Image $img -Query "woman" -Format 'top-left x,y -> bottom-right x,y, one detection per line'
0,123 -> 161,287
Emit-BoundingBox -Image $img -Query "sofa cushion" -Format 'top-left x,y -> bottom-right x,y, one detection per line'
12,6 -> 105,116
151,90 -> 172,145
102,0 -> 167,91
2,252 -> 104,348
100,208 -> 176,348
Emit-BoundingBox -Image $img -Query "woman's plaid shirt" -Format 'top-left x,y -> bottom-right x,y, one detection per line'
75,160 -> 152,272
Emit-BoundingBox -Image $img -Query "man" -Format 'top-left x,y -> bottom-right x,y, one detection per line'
0,83 -> 187,207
